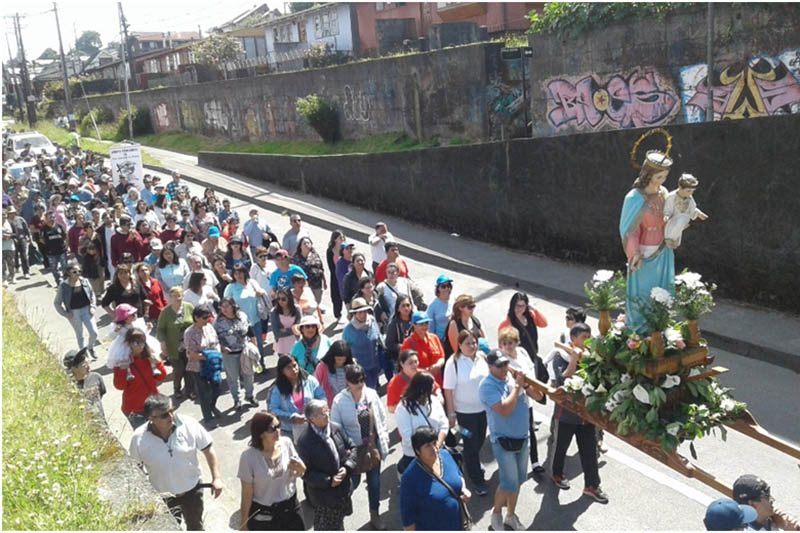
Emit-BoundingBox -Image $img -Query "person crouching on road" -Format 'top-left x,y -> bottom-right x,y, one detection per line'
296,398 -> 357,531
129,393 -> 224,531
238,411 -> 306,531
479,350 -> 543,531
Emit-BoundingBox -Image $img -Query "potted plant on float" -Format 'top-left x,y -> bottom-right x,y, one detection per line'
584,270 -> 626,335
639,287 -> 674,357
674,271 -> 716,347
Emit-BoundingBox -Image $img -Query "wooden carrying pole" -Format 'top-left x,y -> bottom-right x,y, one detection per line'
512,369 -> 800,497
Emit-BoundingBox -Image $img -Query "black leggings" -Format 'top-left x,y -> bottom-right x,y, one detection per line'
247,495 -> 305,531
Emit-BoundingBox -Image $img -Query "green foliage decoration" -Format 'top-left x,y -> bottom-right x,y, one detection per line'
296,94 -> 339,143
527,3 -> 695,38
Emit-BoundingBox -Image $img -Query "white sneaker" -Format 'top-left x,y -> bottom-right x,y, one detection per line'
491,512 -> 505,531
22,274 -> 30,280
504,513 -> 525,531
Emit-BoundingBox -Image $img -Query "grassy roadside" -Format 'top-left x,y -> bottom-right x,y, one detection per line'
136,130 -> 451,156
32,121 -> 162,166
0,291 -> 146,530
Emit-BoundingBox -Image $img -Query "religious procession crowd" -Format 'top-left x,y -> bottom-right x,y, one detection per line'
2,137 -> 795,532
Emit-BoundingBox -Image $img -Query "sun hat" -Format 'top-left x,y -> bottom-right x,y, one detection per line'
298,315 -> 321,328
349,297 -> 373,314
113,304 -> 138,323
149,238 -> 163,251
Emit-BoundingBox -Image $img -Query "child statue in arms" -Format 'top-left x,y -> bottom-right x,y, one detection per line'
664,174 -> 708,249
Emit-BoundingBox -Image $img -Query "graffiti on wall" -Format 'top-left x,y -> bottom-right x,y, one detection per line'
486,56 -> 526,138
680,50 -> 800,122
203,100 -> 232,135
342,85 -> 372,122
154,103 -> 170,129
546,69 -> 680,131
243,109 -> 260,140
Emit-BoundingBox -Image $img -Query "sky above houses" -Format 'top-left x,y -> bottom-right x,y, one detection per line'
3,0 -> 278,61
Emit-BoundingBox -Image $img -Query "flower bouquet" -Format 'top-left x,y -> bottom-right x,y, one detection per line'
674,271 -> 716,347
584,270 -> 626,335
638,287 -> 674,357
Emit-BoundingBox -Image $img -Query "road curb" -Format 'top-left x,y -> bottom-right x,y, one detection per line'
144,163 -> 800,374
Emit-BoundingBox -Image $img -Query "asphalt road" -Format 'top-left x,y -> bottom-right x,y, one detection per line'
8,152 -> 799,531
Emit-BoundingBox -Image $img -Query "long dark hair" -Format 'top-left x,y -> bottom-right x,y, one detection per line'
507,291 -> 538,353
125,328 -> 154,360
327,229 -> 344,252
401,371 -> 435,416
275,354 -> 307,396
320,340 -> 354,373
273,287 -> 298,316
187,272 -> 205,294
158,245 -> 179,268
394,295 -> 412,320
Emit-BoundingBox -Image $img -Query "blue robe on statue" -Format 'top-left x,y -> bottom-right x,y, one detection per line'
619,188 -> 675,334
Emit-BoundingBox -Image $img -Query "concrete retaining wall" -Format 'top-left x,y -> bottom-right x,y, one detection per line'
198,114 -> 800,313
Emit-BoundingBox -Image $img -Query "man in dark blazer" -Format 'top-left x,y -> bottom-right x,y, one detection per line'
296,399 -> 357,531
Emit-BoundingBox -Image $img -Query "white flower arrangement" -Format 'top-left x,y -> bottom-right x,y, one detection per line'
650,287 -> 674,307
720,398 -> 738,414
675,270 -> 717,320
564,375 -> 585,392
675,271 -> 704,289
665,422 -> 681,436
581,383 -> 596,396
620,373 -> 632,384
592,269 -> 615,284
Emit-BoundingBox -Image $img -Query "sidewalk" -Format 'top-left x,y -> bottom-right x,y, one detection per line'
143,146 -> 800,372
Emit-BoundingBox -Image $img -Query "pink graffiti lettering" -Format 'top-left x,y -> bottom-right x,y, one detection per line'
547,70 -> 678,131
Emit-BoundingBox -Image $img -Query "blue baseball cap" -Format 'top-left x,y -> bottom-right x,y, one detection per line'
411,311 -> 431,325
435,274 -> 453,286
69,194 -> 81,202
704,498 -> 757,531
478,338 -> 490,353
207,226 -> 221,238
340,240 -> 355,251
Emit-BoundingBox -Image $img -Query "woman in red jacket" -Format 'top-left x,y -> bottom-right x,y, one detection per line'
135,263 -> 167,322
113,327 -> 166,428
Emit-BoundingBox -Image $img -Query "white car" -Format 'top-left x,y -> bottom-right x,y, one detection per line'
3,132 -> 57,160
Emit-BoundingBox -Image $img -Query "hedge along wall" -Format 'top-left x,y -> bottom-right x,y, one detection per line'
199,114 -> 800,313
527,3 -> 800,137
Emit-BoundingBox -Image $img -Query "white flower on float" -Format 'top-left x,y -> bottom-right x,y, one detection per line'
676,272 -> 703,289
595,384 -> 607,394
689,367 -> 702,377
664,327 -> 683,343
662,374 -> 681,389
651,287 -> 674,307
592,270 -> 615,284
581,383 -> 595,396
620,373 -> 632,384
604,399 -> 619,412
612,390 -> 628,403
720,398 -> 737,413
666,422 -> 681,436
633,384 -> 651,404
564,376 -> 585,392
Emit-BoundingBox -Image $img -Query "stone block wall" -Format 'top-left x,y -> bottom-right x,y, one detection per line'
199,114 -> 800,313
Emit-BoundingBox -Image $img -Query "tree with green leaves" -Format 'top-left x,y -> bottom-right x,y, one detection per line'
191,34 -> 243,79
38,48 -> 59,60
289,2 -> 316,13
75,30 -> 102,56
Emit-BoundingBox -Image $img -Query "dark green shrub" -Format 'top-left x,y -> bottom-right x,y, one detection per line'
304,43 -> 351,69
296,95 -> 339,143
114,106 -> 154,140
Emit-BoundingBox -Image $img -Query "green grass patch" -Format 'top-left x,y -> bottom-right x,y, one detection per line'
32,121 -> 162,166
136,131 -> 443,156
1,291 -> 140,530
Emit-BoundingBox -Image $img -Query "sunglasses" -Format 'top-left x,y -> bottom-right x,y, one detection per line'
439,284 -> 453,289
348,377 -> 366,385
264,424 -> 281,433
257,255 -> 268,259
153,409 -> 174,420
277,297 -> 288,302
467,304 -> 476,310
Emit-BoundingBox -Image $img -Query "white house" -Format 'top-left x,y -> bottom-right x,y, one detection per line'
263,3 -> 359,70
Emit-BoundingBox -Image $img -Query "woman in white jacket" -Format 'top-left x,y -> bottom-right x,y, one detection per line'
394,371 -> 448,475
330,364 -> 390,530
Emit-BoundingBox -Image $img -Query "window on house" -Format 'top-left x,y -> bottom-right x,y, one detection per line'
376,2 -> 385,10
298,21 -> 306,42
314,9 -> 339,38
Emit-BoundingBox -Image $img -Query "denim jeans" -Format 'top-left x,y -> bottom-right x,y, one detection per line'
351,460 -> 381,512
127,412 -> 148,429
2,250 -> 15,281
223,352 -> 254,403
456,411 -> 488,484
364,367 -> 380,390
68,306 -> 99,350
252,321 -> 266,366
491,438 -> 529,492
14,240 -> 30,275
194,374 -> 221,422
47,253 -> 68,285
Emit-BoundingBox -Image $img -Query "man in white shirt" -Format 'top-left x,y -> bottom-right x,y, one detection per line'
369,222 -> 393,272
129,394 -> 223,531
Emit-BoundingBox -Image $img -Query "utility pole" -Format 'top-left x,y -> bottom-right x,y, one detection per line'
53,2 -> 74,127
4,28 -> 23,117
705,2 -> 714,122
14,13 -> 37,127
118,1 -> 133,139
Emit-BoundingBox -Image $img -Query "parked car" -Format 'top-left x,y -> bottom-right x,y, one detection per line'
4,131 -> 57,159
